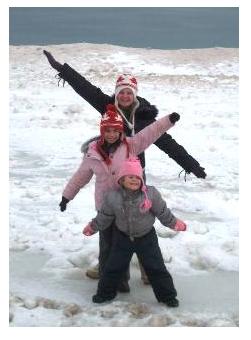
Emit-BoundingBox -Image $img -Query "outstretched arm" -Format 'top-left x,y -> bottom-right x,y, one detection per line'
63,160 -> 93,201
43,50 -> 112,114
150,187 -> 177,229
149,186 -> 187,231
129,113 -> 179,155
154,132 -> 206,178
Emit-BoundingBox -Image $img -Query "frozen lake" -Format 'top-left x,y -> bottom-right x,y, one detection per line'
10,250 -> 239,327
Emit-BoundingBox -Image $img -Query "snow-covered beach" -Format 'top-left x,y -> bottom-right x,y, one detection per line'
9,43 -> 238,327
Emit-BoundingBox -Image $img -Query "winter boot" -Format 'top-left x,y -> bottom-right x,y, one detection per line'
165,297 -> 179,308
86,263 -> 99,279
92,294 -> 115,304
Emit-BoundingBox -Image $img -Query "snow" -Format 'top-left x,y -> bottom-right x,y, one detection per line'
10,250 -> 238,327
9,42 -> 239,327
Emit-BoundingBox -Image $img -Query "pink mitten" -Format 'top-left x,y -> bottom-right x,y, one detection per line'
83,222 -> 96,236
174,219 -> 187,231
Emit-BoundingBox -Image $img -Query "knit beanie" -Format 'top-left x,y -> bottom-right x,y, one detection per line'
100,104 -> 124,138
117,157 -> 152,212
97,104 -> 129,165
115,74 -> 138,100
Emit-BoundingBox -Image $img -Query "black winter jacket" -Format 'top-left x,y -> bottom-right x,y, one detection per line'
57,63 -> 206,178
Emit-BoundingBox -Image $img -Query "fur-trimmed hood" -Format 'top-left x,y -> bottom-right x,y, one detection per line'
80,136 -> 100,154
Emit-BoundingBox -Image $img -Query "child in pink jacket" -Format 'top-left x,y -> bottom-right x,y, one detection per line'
59,104 -> 180,291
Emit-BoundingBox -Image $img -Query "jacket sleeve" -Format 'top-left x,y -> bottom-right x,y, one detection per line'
63,159 -> 94,200
57,63 -> 112,113
149,187 -> 177,229
154,131 -> 206,176
91,195 -> 115,232
128,115 -> 174,155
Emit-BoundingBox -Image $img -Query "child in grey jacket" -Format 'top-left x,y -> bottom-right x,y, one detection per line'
83,157 -> 186,307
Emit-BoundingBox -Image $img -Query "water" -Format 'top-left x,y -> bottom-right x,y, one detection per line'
9,7 -> 239,49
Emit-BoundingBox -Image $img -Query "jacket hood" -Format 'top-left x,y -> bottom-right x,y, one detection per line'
80,136 -> 100,154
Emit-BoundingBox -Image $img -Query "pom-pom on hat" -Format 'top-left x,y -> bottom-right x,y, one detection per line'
115,74 -> 138,100
117,157 -> 152,212
100,104 -> 124,137
96,104 -> 128,165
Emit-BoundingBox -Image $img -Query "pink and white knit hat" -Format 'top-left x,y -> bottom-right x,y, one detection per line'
117,157 -> 152,212
115,74 -> 138,99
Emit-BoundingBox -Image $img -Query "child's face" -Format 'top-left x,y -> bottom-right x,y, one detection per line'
121,175 -> 141,191
103,127 -> 121,144
117,88 -> 134,108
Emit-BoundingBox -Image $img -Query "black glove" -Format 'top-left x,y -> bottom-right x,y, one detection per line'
59,196 -> 70,212
43,50 -> 63,72
191,166 -> 207,179
169,112 -> 180,124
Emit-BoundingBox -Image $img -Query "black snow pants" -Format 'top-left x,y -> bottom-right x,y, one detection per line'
99,222 -> 129,281
96,227 -> 177,302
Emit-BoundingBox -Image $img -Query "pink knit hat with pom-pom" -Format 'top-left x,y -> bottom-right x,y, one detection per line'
117,157 -> 152,212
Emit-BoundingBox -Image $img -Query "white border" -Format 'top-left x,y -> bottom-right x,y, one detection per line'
3,0 -> 246,338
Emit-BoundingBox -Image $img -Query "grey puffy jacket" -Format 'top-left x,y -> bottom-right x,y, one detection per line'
91,185 -> 177,238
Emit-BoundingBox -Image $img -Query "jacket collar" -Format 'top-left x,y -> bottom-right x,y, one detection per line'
120,186 -> 142,201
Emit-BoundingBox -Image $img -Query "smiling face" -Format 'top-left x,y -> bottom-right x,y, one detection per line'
116,88 -> 135,108
121,175 -> 142,191
103,127 -> 121,144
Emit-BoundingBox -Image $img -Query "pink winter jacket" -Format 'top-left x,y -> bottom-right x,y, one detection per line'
63,115 -> 174,210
